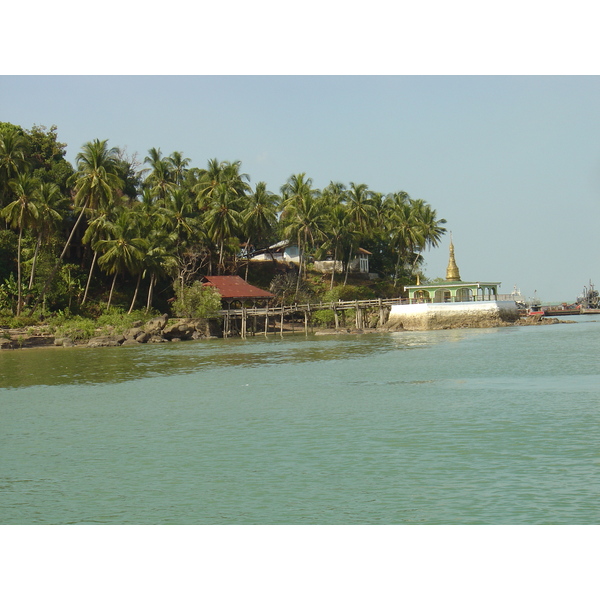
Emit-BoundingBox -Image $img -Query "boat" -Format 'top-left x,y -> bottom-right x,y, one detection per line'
543,304 -> 581,316
577,281 -> 600,314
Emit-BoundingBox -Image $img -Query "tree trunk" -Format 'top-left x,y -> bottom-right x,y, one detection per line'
244,237 -> 251,281
343,245 -> 353,286
330,247 -> 337,290
81,250 -> 98,306
16,224 -> 23,316
146,273 -> 155,313
28,233 -> 42,290
106,272 -> 117,310
218,239 -> 225,274
295,232 -> 303,297
393,250 -> 403,286
128,272 -> 141,313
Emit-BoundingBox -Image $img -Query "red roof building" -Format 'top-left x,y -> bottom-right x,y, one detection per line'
201,276 -> 274,305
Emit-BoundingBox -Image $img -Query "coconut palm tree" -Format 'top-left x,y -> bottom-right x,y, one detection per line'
143,148 -> 175,203
318,182 -> 352,288
409,200 -> 447,277
0,129 -> 29,208
142,226 -> 178,313
385,193 -> 425,284
346,182 -> 376,236
205,182 -> 244,274
162,187 -> 200,244
30,139 -> 123,315
166,151 -> 190,186
2,172 -> 40,314
324,202 -> 356,289
341,182 -> 376,284
95,211 -> 148,310
280,174 -> 327,293
80,200 -> 122,305
194,159 -> 250,211
28,182 -> 64,291
240,181 -> 278,279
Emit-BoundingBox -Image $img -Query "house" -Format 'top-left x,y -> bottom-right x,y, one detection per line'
248,240 -> 300,264
250,241 -> 373,277
313,248 -> 372,276
201,276 -> 274,309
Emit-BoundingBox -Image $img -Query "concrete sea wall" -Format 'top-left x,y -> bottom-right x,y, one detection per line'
383,300 -> 520,331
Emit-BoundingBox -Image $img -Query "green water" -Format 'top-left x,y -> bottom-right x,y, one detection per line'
1,317 -> 599,524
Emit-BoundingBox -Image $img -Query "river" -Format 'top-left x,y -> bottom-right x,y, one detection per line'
1,316 -> 599,525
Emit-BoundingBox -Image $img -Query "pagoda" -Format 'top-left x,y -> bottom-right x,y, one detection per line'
404,238 -> 501,303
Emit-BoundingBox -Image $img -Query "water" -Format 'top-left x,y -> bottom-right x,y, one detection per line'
1,316 -> 599,524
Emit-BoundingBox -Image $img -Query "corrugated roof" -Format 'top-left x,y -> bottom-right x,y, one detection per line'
201,276 -> 274,300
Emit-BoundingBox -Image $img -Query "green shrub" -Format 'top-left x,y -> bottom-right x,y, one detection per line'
52,316 -> 97,341
172,282 -> 222,319
95,308 -> 154,333
344,308 -> 356,326
0,314 -> 39,328
312,309 -> 336,327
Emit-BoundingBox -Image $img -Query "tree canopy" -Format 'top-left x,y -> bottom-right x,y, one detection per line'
0,121 -> 447,317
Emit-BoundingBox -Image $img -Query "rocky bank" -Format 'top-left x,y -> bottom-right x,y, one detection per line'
0,314 -> 575,350
0,315 -> 221,350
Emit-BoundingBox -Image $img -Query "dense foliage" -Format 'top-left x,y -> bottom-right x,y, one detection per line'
0,121 -> 447,320
172,282 -> 222,319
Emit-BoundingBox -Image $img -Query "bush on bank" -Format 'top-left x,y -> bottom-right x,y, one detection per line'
46,309 -> 160,342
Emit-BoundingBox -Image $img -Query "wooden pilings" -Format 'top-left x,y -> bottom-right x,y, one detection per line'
218,297 -> 403,338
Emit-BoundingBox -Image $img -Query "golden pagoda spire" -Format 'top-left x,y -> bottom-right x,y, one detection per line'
446,235 -> 461,281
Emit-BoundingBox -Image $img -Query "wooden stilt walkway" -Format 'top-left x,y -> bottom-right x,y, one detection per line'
219,297 -> 404,338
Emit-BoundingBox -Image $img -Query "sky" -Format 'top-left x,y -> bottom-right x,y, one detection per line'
3,75 -> 599,303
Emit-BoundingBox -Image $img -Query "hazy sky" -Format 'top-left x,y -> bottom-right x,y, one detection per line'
2,75 -> 599,302
3,2 -> 599,304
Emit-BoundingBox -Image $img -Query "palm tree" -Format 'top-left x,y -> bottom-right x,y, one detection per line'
385,193 -> 424,284
30,139 -> 123,314
194,159 -> 250,211
342,182 -> 376,284
141,225 -> 178,313
205,182 -> 244,274
408,200 -> 447,277
324,202 -> 355,289
241,181 -> 278,279
80,200 -> 122,305
29,182 -> 64,291
280,174 -> 327,293
320,182 -> 351,288
0,129 -> 29,208
95,211 -> 148,310
158,187 -> 207,289
166,151 -> 190,186
163,187 -> 199,244
346,182 -> 376,236
2,172 -> 40,314
143,148 -> 175,203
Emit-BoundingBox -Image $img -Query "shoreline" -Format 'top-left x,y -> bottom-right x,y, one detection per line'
0,316 -> 578,351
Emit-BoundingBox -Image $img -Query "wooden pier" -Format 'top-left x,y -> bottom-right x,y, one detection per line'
218,297 -> 404,338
